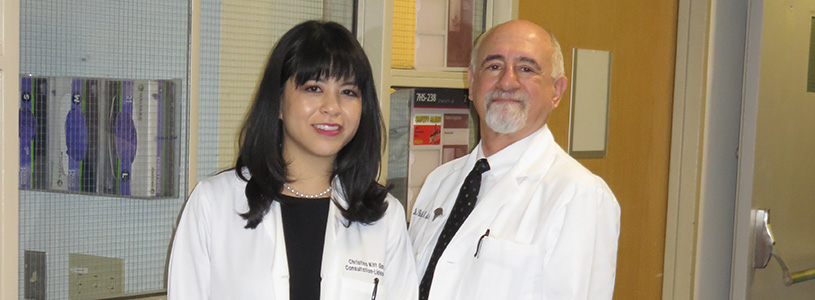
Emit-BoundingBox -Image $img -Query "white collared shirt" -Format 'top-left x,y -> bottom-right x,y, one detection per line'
474,126 -> 540,200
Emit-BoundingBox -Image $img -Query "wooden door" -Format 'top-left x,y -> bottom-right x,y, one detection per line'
518,1 -> 677,299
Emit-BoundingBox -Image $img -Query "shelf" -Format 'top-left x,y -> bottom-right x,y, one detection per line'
390,68 -> 469,89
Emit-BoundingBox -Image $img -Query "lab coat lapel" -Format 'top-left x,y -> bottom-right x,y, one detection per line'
411,155 -> 473,248
451,167 -> 517,243
433,156 -> 475,210
438,144 -> 512,247
453,126 -> 558,243
261,201 -> 290,300
511,125 -> 558,180
320,178 -> 346,299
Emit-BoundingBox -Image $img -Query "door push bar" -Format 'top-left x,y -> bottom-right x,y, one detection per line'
753,209 -> 815,286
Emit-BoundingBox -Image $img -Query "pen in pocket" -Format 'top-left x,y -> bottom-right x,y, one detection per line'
474,229 -> 491,258
371,277 -> 379,300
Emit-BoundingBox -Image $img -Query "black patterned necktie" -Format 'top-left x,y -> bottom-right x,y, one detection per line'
419,158 -> 490,300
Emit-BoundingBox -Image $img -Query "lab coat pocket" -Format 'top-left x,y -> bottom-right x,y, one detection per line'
457,236 -> 543,300
339,275 -> 380,300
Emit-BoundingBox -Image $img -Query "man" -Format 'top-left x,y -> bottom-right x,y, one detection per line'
408,20 -> 620,300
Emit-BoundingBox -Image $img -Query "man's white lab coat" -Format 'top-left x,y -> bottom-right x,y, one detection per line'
409,126 -> 620,300
168,171 -> 419,299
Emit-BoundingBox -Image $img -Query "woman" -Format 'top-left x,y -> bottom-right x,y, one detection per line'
168,21 -> 418,300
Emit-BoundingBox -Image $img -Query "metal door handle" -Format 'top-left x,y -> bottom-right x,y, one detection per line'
753,209 -> 815,286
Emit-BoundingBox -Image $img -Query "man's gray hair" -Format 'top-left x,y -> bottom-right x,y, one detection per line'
469,27 -> 565,79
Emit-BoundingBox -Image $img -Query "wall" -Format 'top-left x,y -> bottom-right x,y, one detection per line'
8,1 -> 362,299
518,1 -> 677,299
16,1 -> 358,298
18,1 -> 190,298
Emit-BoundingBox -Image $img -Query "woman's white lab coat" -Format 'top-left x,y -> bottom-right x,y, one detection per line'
168,171 -> 418,299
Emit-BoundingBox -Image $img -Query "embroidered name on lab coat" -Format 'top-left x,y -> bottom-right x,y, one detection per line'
345,259 -> 384,276
412,208 -> 431,220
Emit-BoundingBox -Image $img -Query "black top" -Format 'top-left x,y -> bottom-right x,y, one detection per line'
279,194 -> 331,300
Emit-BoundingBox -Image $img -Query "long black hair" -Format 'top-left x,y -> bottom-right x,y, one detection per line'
234,20 -> 389,229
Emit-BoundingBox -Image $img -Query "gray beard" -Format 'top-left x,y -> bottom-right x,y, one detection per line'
484,91 -> 528,134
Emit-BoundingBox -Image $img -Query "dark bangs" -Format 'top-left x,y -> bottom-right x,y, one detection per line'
282,22 -> 372,90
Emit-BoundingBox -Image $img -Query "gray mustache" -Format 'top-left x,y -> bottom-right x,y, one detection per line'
485,91 -> 528,106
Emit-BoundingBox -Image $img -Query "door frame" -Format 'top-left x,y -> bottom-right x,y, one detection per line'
662,0 -> 710,297
0,0 -> 21,299
730,0 -> 763,297
663,0 -> 748,298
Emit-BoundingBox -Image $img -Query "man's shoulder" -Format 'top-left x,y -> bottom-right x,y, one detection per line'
546,147 -> 612,192
519,127 -> 609,190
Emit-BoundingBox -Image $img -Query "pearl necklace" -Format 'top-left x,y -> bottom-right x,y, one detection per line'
283,184 -> 331,199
